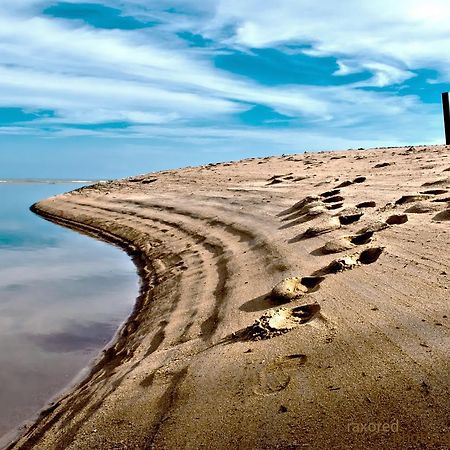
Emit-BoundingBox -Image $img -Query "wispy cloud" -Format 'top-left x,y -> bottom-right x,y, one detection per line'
0,0 -> 448,175
208,0 -> 450,85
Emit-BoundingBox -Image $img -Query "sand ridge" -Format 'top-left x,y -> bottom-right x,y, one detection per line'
6,145 -> 450,450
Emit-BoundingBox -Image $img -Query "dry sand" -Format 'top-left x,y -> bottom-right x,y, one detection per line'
6,145 -> 450,449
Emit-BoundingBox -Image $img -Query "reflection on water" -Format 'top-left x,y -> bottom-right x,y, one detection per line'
0,183 -> 138,442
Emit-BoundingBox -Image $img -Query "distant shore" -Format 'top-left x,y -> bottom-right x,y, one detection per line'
0,179 -> 102,184
6,145 -> 450,450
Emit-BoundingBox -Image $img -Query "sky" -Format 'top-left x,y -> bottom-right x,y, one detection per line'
1,0 -> 450,178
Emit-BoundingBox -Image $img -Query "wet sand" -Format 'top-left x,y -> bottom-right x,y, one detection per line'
6,145 -> 450,449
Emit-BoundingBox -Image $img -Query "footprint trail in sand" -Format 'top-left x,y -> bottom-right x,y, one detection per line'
11,145 -> 450,450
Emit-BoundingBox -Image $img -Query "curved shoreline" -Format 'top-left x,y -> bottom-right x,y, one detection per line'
5,147 -> 450,449
3,201 -> 156,449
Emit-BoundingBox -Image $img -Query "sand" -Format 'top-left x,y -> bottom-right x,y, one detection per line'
5,145 -> 450,449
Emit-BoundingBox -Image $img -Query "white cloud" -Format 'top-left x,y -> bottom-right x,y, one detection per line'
0,0 -> 447,150
0,8 -> 336,125
206,0 -> 450,85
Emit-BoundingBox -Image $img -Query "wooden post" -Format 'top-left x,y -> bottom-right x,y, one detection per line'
442,92 -> 450,145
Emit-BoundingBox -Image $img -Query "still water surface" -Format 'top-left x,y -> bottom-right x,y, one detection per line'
0,183 -> 138,441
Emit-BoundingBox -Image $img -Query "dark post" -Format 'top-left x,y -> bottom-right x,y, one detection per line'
442,92 -> 450,145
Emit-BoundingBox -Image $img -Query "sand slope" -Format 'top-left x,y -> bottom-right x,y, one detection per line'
7,146 -> 450,450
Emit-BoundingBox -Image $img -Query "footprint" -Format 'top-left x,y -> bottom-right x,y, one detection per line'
314,255 -> 359,275
313,230 -> 374,255
431,196 -> 450,203
320,188 -> 341,198
267,178 -> 283,185
336,208 -> 363,225
350,230 -> 374,245
335,180 -> 353,188
250,304 -> 321,340
327,202 -> 344,210
255,354 -> 307,395
323,195 -> 345,204
356,201 -> 376,208
313,247 -> 384,275
300,276 -> 325,289
386,214 -> 408,225
420,189 -> 448,195
290,304 -> 322,323
270,275 -> 325,301
405,202 -> 442,214
395,194 -> 432,205
421,178 -> 450,187
359,247 -> 384,264
432,209 -> 450,221
267,173 -> 295,185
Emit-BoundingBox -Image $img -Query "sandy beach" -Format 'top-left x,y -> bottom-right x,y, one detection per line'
6,145 -> 450,449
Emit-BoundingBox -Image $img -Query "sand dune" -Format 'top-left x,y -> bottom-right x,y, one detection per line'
7,145 -> 450,449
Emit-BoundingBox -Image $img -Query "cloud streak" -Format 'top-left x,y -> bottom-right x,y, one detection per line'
0,0 -> 448,167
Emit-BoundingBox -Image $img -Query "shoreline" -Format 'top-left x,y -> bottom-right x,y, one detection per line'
5,146 -> 450,449
3,202 -> 156,449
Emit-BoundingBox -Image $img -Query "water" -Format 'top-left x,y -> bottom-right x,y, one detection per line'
0,182 -> 139,442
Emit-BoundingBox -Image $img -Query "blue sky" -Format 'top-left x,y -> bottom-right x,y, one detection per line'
1,0 -> 450,178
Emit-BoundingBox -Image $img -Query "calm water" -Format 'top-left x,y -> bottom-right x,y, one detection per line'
0,183 -> 138,442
